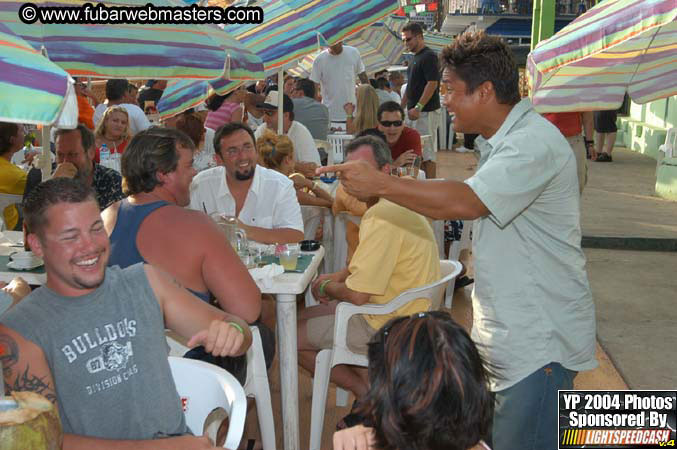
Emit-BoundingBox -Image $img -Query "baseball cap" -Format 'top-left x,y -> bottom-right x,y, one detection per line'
257,90 -> 294,113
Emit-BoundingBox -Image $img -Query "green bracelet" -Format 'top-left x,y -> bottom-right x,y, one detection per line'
227,321 -> 245,335
318,279 -> 331,297
416,102 -> 424,110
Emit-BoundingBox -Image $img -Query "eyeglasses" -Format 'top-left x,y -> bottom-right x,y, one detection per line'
263,110 -> 276,117
223,144 -> 254,157
379,120 -> 403,128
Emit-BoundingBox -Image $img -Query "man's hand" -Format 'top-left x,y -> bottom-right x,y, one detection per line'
1,277 -> 31,306
407,107 -> 420,121
311,273 -> 341,303
316,160 -> 389,199
393,150 -> 417,167
290,174 -> 313,191
333,425 -> 376,450
187,320 -> 246,357
53,162 -> 78,179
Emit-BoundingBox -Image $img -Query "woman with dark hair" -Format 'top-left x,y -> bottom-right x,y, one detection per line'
204,86 -> 246,132
334,311 -> 493,450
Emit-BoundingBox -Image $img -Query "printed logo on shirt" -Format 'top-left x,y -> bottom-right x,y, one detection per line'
57,318 -> 142,397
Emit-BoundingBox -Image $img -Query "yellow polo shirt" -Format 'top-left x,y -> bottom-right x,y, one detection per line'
346,198 -> 440,330
0,157 -> 27,230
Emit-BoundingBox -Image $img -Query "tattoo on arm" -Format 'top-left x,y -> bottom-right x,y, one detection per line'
1,333 -> 56,403
9,365 -> 57,403
1,334 -> 18,395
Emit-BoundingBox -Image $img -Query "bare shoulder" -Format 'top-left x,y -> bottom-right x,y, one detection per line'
101,200 -> 122,235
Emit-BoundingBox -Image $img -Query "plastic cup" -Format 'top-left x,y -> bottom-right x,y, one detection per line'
278,245 -> 299,271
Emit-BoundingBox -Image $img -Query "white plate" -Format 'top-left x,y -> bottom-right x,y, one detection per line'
7,259 -> 44,271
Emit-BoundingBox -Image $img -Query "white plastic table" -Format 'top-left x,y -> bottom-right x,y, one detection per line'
249,246 -> 325,450
0,231 -> 46,285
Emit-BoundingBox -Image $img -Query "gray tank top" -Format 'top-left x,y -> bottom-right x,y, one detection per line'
0,263 -> 188,439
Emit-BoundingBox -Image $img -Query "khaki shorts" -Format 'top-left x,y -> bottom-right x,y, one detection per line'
306,313 -> 376,355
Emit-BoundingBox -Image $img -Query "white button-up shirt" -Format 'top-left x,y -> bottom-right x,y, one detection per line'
465,98 -> 597,392
189,165 -> 304,234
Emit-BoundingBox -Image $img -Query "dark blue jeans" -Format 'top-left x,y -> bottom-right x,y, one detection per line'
491,362 -> 577,450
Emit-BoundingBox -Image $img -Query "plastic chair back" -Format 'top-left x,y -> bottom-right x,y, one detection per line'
168,356 -> 246,449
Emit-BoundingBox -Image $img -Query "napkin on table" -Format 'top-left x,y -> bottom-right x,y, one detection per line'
249,263 -> 284,289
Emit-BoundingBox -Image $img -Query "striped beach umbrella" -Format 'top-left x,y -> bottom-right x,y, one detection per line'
288,22 -> 405,77
159,0 -> 399,119
423,31 -> 454,54
0,23 -> 76,126
222,0 -> 400,74
527,0 -> 677,112
0,0 -> 264,81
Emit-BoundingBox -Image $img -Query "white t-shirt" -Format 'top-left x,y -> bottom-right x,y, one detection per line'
93,103 -> 151,135
310,46 -> 365,121
255,121 -> 321,166
188,165 -> 304,234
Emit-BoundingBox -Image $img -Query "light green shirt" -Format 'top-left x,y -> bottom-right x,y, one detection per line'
465,98 -> 597,391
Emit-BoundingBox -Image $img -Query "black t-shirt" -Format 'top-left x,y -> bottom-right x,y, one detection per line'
406,46 -> 440,112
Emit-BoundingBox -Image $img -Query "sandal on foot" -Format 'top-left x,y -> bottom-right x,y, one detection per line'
596,153 -> 612,162
454,275 -> 474,290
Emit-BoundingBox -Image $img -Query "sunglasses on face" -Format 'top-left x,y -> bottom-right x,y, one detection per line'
263,110 -> 276,116
379,120 -> 403,128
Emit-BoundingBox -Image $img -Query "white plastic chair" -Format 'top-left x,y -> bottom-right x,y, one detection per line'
327,134 -> 354,165
308,260 -> 463,450
166,326 -> 276,450
657,127 -> 676,172
0,194 -> 23,231
445,219 -> 473,308
168,356 -> 247,449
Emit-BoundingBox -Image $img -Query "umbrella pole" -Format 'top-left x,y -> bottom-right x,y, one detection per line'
40,126 -> 51,181
277,69 -> 284,135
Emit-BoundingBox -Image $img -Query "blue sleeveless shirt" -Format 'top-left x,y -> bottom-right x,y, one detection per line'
108,199 -> 211,303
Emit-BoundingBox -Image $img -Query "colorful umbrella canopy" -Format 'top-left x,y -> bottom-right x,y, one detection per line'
382,14 -> 408,39
423,31 -> 454,54
158,78 -> 244,120
0,0 -> 264,80
0,23 -> 76,126
527,0 -> 677,112
222,0 -> 400,74
288,23 -> 405,77
159,0 -> 399,118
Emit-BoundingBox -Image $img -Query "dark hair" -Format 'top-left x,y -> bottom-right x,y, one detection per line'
121,127 -> 195,195
377,101 -> 405,122
0,122 -> 20,155
105,79 -> 130,102
369,78 -> 378,89
375,78 -> 390,90
213,122 -> 256,157
440,31 -> 520,106
359,311 -> 494,450
55,124 -> 96,152
345,135 -> 392,168
174,113 -> 206,148
296,78 -> 315,99
403,22 -> 424,36
355,128 -> 387,143
205,90 -> 237,112
23,177 -> 97,236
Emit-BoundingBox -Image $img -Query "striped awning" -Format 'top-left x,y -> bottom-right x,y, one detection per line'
0,23 -> 75,125
0,0 -> 264,80
527,0 -> 677,112
159,0 -> 399,118
222,0 -> 400,75
288,23 -> 405,78
423,31 -> 454,54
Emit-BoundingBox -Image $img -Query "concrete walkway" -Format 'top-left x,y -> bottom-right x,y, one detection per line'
437,146 -> 677,390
